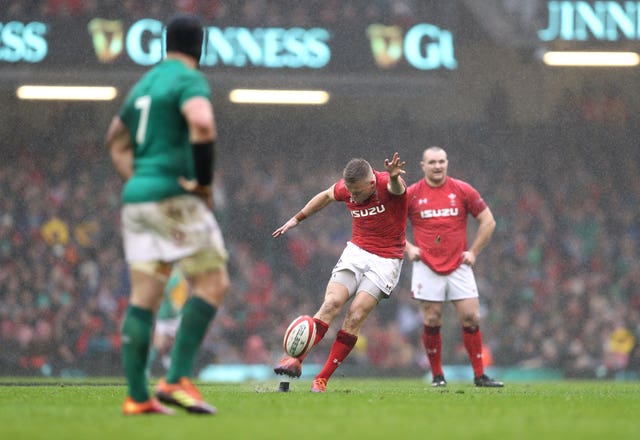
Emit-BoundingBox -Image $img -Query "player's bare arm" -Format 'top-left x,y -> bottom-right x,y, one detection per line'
106,116 -> 134,181
462,207 -> 496,266
183,96 -> 217,142
272,186 -> 336,238
179,96 -> 218,208
384,152 -> 407,195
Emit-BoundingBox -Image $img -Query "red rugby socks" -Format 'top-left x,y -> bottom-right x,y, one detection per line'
315,329 -> 358,380
422,325 -> 443,377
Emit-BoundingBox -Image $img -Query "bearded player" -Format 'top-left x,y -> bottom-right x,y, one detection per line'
406,146 -> 503,387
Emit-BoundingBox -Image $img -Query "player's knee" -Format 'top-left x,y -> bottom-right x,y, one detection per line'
318,296 -> 344,319
324,297 -> 343,314
422,306 -> 443,326
424,315 -> 442,327
460,312 -> 480,327
201,282 -> 229,306
191,269 -> 230,307
215,273 -> 231,295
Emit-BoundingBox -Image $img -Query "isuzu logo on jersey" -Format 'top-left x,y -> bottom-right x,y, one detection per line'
351,205 -> 386,218
419,208 -> 459,219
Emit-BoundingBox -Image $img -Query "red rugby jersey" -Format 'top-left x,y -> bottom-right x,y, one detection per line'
407,176 -> 487,274
333,170 -> 408,259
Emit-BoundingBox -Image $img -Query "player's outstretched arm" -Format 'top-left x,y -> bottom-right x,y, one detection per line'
384,152 -> 406,195
273,186 -> 335,237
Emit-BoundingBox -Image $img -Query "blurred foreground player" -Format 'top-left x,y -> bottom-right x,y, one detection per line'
273,153 -> 408,392
406,146 -> 502,387
107,14 -> 230,415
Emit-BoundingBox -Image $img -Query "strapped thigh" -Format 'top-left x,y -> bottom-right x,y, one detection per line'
358,276 -> 386,302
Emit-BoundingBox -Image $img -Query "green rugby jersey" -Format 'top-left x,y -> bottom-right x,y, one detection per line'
119,59 -> 212,203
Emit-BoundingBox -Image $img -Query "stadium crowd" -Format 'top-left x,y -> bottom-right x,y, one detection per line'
8,0 -> 462,30
1,0 -> 639,380
1,80 -> 639,380
3,0 -> 559,43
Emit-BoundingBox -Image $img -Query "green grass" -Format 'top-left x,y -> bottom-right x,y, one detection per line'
0,378 -> 638,440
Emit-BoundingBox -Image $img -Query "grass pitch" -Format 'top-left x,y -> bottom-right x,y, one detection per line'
0,378 -> 638,440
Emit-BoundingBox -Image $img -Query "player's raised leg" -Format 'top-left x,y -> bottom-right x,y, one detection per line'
311,288 -> 379,392
275,280 -> 346,379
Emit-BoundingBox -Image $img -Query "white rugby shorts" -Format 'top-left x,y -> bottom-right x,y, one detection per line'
331,241 -> 403,297
121,194 -> 228,269
411,259 -> 478,302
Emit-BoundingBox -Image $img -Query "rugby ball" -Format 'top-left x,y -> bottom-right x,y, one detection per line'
283,315 -> 317,357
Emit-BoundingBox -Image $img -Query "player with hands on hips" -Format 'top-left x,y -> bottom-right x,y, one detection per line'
273,152 -> 408,393
107,13 -> 230,415
406,146 -> 503,387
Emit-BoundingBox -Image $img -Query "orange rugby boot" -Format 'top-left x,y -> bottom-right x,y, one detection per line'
155,378 -> 217,414
122,397 -> 175,415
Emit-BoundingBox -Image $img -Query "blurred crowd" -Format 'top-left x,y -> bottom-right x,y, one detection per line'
1,80 -> 639,380
1,1 -> 640,380
7,0 -> 465,33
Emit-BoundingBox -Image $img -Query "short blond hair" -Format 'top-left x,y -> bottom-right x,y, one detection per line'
423,146 -> 447,157
343,158 -> 373,185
